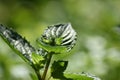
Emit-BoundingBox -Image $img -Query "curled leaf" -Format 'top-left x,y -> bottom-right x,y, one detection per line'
38,23 -> 77,53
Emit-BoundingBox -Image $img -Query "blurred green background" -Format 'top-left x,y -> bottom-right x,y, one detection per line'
0,0 -> 120,80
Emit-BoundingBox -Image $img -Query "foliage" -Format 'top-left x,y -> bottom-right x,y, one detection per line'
0,0 -> 120,80
0,24 -> 100,80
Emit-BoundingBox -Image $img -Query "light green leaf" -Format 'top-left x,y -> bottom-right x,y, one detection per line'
37,40 -> 67,54
64,73 -> 94,80
32,53 -> 45,69
50,73 -> 101,80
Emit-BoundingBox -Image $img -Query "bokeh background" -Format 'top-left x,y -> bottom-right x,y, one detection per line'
0,0 -> 120,80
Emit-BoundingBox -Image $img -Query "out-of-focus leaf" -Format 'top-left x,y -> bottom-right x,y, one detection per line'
30,72 -> 38,80
0,24 -> 35,64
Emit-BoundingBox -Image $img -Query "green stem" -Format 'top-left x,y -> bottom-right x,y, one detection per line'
42,53 -> 53,80
35,70 -> 42,80
32,65 -> 42,80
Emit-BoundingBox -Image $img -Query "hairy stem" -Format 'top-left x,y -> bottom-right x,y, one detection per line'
42,53 -> 53,80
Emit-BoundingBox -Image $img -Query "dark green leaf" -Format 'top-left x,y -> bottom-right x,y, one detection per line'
51,60 -> 69,79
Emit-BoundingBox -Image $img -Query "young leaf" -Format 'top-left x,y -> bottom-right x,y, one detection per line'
51,60 -> 69,79
31,53 -> 45,69
0,24 -> 35,63
37,23 -> 77,54
37,39 -> 67,53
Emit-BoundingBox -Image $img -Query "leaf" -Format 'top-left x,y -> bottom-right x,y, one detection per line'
50,73 -> 101,80
51,60 -> 69,79
31,53 -> 45,69
0,24 -> 35,64
40,23 -> 77,52
50,60 -> 101,80
37,39 -> 67,53
64,73 -> 94,80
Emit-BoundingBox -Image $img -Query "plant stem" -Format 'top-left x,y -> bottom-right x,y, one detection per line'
42,53 -> 53,80
35,69 -> 42,80
32,65 -> 42,80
